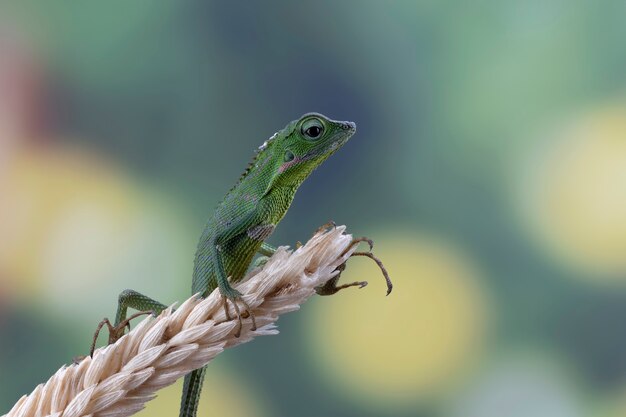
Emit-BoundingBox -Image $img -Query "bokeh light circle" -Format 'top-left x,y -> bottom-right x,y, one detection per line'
519,104 -> 626,280
0,147 -> 193,315
447,352 -> 586,417
597,386 -> 626,417
305,233 -> 489,407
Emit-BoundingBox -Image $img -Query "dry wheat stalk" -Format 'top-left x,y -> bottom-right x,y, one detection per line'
3,225 -> 363,417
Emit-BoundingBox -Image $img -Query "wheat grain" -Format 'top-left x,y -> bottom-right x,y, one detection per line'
3,226 -> 360,417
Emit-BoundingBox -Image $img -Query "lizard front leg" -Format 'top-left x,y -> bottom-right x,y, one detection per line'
258,241 -> 276,256
250,242 -> 277,270
211,237 -> 258,337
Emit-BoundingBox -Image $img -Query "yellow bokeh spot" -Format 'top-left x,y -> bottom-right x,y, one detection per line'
596,386 -> 626,417
0,147 -> 138,292
137,367 -> 269,417
306,234 -> 489,407
0,145 -> 194,315
521,104 -> 626,279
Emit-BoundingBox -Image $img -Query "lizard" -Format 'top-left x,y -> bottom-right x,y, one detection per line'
92,112 -> 392,417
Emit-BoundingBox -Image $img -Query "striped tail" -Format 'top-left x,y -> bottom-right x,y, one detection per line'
179,366 -> 207,417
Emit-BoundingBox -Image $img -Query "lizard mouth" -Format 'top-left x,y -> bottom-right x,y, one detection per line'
305,128 -> 354,160
329,124 -> 356,149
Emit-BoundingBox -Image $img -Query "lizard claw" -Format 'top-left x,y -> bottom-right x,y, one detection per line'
346,236 -> 390,295
89,311 -> 153,357
341,236 -> 374,255
351,251 -> 393,296
221,291 -> 257,337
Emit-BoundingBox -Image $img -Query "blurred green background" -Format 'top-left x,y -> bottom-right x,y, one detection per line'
1,1 -> 626,416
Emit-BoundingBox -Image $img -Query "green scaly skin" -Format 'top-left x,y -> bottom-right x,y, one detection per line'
107,113 -> 358,417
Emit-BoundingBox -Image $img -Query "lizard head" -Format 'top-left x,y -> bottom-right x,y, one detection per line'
266,112 -> 356,188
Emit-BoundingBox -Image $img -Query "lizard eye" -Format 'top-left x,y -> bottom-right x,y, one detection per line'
301,118 -> 324,140
284,150 -> 295,162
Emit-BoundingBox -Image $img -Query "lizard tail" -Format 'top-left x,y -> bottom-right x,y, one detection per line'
179,366 -> 207,417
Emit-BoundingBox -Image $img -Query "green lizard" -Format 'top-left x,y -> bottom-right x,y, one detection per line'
93,112 -> 392,417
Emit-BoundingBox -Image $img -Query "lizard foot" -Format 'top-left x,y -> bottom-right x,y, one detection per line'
251,255 -> 270,270
89,310 -> 153,357
315,269 -> 368,295
315,236 -> 392,296
221,290 -> 257,338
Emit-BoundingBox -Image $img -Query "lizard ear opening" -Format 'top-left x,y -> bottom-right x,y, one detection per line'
284,150 -> 295,162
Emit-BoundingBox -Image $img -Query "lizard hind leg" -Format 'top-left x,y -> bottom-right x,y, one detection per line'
89,289 -> 168,356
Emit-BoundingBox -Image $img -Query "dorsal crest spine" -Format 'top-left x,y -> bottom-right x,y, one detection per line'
227,131 -> 278,193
